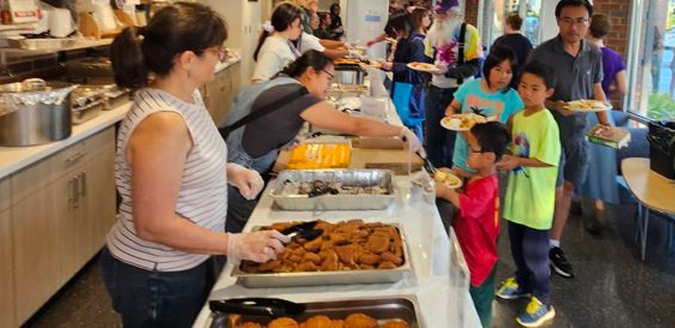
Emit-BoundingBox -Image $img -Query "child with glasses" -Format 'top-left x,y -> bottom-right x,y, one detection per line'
496,60 -> 562,327
435,121 -> 510,328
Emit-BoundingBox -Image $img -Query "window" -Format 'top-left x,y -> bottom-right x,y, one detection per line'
478,0 -> 543,48
627,0 -> 675,120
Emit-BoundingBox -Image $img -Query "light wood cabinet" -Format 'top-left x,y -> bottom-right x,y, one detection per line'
0,178 -> 15,328
204,62 -> 241,125
10,126 -> 117,325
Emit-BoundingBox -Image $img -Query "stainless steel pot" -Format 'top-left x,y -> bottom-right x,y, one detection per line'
0,78 -> 77,147
334,66 -> 366,85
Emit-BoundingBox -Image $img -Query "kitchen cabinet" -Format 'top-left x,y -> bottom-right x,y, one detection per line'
0,178 -> 15,328
10,127 -> 117,325
203,62 -> 241,125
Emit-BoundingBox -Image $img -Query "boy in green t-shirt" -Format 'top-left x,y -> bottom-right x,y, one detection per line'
495,61 -> 561,328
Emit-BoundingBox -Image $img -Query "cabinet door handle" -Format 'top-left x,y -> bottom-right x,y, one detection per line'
68,177 -> 76,208
66,152 -> 86,165
77,171 -> 86,198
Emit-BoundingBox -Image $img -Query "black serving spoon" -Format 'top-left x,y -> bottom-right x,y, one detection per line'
279,221 -> 323,243
209,298 -> 306,318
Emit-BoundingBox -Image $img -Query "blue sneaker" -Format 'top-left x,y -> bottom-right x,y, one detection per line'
516,297 -> 555,327
496,277 -> 531,300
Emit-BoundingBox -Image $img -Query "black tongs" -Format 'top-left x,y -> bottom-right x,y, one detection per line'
416,151 -> 437,175
280,221 -> 323,243
209,298 -> 306,318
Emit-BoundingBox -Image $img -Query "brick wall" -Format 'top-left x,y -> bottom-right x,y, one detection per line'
593,0 -> 633,59
464,0 -> 479,27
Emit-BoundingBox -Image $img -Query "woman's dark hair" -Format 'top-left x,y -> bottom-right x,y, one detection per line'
555,0 -> 593,19
506,13 -> 523,31
521,60 -> 557,90
254,3 -> 303,61
317,11 -> 331,28
482,45 -> 518,91
470,121 -> 510,161
410,7 -> 429,31
330,3 -> 340,16
111,2 -> 227,89
589,13 -> 611,39
384,12 -> 412,38
278,50 -> 333,78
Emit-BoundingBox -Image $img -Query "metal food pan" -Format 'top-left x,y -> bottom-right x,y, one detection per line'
270,169 -> 395,211
210,295 -> 422,328
231,223 -> 411,288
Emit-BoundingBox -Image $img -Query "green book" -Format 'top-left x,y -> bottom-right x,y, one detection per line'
584,124 -> 631,149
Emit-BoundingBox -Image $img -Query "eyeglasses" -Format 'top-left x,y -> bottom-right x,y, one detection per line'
322,69 -> 335,81
559,17 -> 589,26
204,46 -> 228,62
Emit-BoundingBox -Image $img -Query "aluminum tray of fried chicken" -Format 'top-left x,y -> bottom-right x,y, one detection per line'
230,220 -> 411,288
209,295 -> 421,328
270,169 -> 396,211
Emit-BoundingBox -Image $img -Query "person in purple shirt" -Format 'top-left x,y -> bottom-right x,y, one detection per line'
580,13 -> 627,233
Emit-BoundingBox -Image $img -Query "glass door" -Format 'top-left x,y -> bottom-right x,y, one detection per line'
479,0 -> 543,49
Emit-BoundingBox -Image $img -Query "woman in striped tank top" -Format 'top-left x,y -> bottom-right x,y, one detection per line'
99,3 -> 289,327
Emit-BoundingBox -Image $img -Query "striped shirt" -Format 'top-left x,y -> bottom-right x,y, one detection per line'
106,88 -> 228,272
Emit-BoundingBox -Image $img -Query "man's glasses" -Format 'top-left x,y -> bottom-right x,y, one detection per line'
559,18 -> 589,26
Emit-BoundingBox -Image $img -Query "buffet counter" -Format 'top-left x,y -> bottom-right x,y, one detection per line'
192,176 -> 481,328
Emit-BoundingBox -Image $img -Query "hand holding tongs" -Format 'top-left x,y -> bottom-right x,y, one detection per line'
416,151 -> 437,175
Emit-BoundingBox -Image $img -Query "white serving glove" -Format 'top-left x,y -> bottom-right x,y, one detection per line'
399,127 -> 426,157
228,164 -> 264,200
227,230 -> 291,263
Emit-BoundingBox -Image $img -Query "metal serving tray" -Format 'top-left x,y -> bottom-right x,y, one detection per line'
210,295 -> 422,328
231,222 -> 411,288
270,169 -> 395,211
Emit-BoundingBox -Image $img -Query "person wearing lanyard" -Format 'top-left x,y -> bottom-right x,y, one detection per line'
252,2 -> 303,83
527,0 -> 611,279
223,50 -> 425,233
100,4 -> 289,327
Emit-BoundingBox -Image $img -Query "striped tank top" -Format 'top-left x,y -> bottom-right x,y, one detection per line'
106,88 -> 228,272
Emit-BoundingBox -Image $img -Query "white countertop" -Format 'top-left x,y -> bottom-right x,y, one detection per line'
0,102 -> 131,180
0,60 -> 243,180
192,177 -> 481,328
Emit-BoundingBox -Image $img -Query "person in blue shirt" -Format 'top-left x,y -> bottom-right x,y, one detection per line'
445,45 -> 524,177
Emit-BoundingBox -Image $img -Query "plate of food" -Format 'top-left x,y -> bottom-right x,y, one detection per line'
564,99 -> 611,112
440,113 -> 488,131
431,167 -> 462,189
406,62 -> 437,73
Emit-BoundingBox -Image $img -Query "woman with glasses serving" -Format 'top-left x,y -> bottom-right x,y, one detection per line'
222,50 -> 425,233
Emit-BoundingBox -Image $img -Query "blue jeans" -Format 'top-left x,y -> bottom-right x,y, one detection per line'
508,221 -> 551,304
424,85 -> 458,168
100,248 -> 216,328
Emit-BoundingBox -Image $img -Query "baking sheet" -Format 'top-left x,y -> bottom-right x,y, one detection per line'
231,222 -> 411,288
270,169 -> 395,211
209,295 -> 422,328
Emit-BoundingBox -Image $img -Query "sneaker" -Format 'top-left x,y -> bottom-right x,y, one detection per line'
549,247 -> 575,278
584,214 -> 604,235
496,277 -> 531,300
516,297 -> 555,327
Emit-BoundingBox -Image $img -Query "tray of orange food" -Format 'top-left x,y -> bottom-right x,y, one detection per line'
406,62 -> 437,73
231,219 -> 411,288
440,113 -> 488,131
286,142 -> 351,169
209,296 -> 421,328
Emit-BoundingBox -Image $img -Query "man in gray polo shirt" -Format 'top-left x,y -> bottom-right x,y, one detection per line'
527,0 -> 611,279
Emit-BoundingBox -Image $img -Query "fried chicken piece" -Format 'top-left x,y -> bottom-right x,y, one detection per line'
258,260 -> 281,272
288,254 -> 303,263
344,313 -> 378,328
382,320 -> 409,328
335,244 -> 356,267
315,221 -> 336,235
350,229 -> 370,240
392,238 -> 403,258
358,253 -> 381,265
330,232 -> 351,246
365,234 -> 390,254
240,261 -> 260,273
380,251 -> 403,266
320,250 -> 339,271
304,237 -> 323,252
269,317 -> 300,328
321,240 -> 334,252
359,263 -> 375,270
378,261 -> 397,270
331,319 -> 345,328
297,261 -> 319,272
303,315 -> 333,328
239,322 -> 263,328
292,247 -> 307,257
302,252 -> 322,265
347,219 -> 365,225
